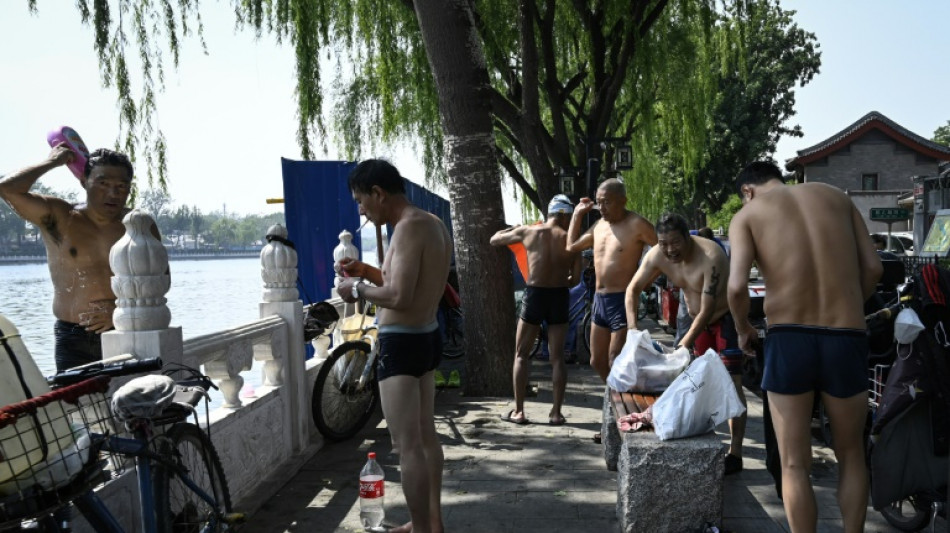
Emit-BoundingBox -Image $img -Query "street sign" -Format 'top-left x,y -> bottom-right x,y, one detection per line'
869,207 -> 910,222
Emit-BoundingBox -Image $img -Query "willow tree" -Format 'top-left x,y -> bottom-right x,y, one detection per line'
31,0 -> 774,395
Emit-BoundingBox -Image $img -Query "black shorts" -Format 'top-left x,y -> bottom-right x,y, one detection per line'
376,327 -> 442,382
54,320 -> 103,372
519,286 -> 570,325
762,325 -> 868,398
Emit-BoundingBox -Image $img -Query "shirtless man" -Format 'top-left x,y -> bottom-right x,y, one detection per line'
336,159 -> 452,533
728,162 -> 882,533
0,145 -> 146,371
490,194 -> 580,426
567,179 -> 657,382
624,213 -> 747,475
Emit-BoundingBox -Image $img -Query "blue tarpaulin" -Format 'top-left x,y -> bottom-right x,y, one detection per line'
281,159 -> 452,304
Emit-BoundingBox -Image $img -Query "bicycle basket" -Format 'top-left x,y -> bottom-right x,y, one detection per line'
0,376 -> 120,525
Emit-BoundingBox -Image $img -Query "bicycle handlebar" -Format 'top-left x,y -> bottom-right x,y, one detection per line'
48,357 -> 163,387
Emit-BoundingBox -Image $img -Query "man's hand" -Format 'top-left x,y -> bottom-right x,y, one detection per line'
337,277 -> 359,303
736,323 -> 758,355
48,143 -> 75,167
574,198 -> 594,217
79,300 -> 115,334
336,257 -> 366,278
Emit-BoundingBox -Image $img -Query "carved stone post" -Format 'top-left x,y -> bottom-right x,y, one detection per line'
102,210 -> 183,367
258,224 -> 307,451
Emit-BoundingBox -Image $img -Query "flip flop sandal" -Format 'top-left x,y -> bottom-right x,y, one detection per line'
500,410 -> 529,425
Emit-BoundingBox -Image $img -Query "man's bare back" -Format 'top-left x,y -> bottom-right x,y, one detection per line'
730,182 -> 880,330
377,206 -> 452,327
490,219 -> 576,287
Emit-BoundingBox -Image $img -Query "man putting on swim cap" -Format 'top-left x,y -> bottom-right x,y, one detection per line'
490,194 -> 581,426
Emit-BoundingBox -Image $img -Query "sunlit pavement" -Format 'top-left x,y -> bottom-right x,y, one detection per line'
242,319 -> 936,532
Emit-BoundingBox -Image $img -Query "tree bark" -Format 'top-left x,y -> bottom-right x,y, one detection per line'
413,0 -> 515,396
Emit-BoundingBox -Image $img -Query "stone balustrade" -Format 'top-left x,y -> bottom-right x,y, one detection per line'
74,213 -> 333,533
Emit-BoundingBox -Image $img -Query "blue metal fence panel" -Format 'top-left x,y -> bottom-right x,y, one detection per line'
281,159 -> 359,303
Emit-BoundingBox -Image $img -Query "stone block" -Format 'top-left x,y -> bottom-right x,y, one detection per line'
601,388 -> 621,471
616,430 -> 725,533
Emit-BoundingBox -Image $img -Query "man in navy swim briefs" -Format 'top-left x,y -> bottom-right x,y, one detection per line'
337,159 -> 452,533
567,179 -> 657,383
490,194 -> 580,426
728,161 -> 882,533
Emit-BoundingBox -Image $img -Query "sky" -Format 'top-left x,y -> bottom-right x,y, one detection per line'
1,1 -> 948,222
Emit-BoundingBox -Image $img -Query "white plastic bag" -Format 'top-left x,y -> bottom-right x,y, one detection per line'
651,350 -> 746,441
607,330 -> 691,393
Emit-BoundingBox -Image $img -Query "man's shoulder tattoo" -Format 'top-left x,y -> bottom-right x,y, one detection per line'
703,266 -> 721,296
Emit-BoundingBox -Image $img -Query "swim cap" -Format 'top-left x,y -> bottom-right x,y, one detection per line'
548,194 -> 574,215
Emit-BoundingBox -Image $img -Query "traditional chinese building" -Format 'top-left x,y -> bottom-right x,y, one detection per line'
785,111 -> 950,235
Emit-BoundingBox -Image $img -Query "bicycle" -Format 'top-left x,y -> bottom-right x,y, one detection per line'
311,301 -> 380,442
437,282 -> 464,360
0,357 -> 239,532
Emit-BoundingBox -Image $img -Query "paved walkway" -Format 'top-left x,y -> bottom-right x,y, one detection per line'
243,323 -> 937,532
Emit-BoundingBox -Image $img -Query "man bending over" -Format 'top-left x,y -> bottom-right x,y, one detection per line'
625,212 -> 746,475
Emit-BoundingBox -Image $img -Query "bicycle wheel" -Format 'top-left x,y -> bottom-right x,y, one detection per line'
580,310 -> 592,354
154,423 -> 232,533
879,494 -> 932,532
441,307 -> 465,360
312,341 -> 380,442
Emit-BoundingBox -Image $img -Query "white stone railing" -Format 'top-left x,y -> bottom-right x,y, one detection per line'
82,213 -> 324,532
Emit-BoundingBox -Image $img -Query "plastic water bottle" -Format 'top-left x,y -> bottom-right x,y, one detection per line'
359,452 -> 385,529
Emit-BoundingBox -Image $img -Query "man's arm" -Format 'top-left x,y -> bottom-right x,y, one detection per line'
568,253 -> 582,286
567,199 -> 595,253
489,225 -> 526,247
851,205 -> 884,300
727,214 -> 757,353
635,216 -> 658,247
351,219 -> 428,310
678,261 -> 723,351
0,145 -> 75,226
338,258 -> 384,286
624,249 -> 660,330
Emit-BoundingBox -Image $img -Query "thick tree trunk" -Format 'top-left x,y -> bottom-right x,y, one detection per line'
414,0 -> 515,396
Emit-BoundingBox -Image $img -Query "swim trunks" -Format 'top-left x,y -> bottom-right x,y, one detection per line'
54,320 -> 103,372
591,292 -> 627,331
592,292 -> 627,331
376,321 -> 442,382
693,312 -> 742,375
519,286 -> 570,325
762,325 -> 868,398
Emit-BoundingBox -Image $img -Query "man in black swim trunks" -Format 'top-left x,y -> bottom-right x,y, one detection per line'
625,213 -> 747,474
337,159 -> 452,533
490,195 -> 581,426
728,162 -> 882,533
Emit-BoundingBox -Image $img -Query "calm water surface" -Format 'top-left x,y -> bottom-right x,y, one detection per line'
0,258 -> 266,375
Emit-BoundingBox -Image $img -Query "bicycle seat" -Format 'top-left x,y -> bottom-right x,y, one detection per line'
112,375 -> 208,426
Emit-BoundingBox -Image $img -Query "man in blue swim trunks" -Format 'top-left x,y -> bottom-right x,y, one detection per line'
490,194 -> 581,426
337,159 -> 452,533
728,162 -> 882,533
567,179 -> 657,383
625,213 -> 747,475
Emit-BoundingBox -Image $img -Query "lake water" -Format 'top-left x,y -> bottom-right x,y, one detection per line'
0,258 -> 267,376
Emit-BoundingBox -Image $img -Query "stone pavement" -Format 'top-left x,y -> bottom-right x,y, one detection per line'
242,322 -> 936,532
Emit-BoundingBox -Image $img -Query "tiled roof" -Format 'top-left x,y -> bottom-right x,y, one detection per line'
785,111 -> 950,170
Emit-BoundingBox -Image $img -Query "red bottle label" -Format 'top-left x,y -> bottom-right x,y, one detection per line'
359,479 -> 384,498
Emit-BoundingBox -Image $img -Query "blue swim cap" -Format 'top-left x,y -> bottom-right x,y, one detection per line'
548,194 -> 574,215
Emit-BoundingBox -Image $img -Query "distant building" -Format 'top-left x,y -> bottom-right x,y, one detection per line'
785,111 -> 950,236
